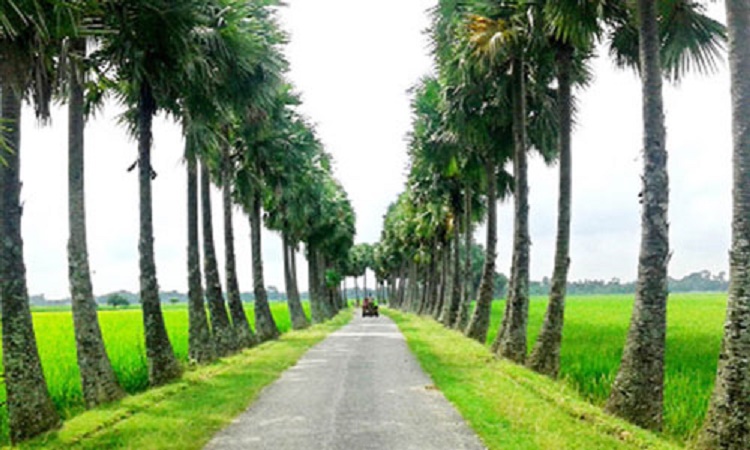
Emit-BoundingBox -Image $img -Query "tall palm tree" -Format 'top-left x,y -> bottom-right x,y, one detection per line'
699,3 -> 750,447
201,160 -> 237,355
98,0 -> 209,385
527,0 -> 602,377
0,1 -> 61,441
66,32 -> 125,406
605,0 -> 725,429
185,147 -> 214,363
247,186 -> 280,341
221,142 -> 257,348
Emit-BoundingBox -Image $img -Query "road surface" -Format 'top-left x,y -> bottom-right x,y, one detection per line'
205,312 -> 485,450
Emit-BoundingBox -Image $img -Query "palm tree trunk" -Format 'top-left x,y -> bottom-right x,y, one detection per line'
0,79 -> 60,443
363,268 -> 368,298
200,161 -> 236,355
398,263 -> 407,307
186,153 -> 214,363
67,38 -> 124,406
443,223 -> 462,326
137,83 -> 181,386
308,247 -> 325,322
456,188 -> 473,330
222,149 -> 255,348
698,2 -> 750,447
496,56 -> 531,363
410,261 -> 421,312
434,245 -> 448,319
250,191 -> 279,340
320,256 -> 336,318
528,44 -> 573,378
284,233 -> 309,329
466,157 -> 497,343
606,0 -> 669,430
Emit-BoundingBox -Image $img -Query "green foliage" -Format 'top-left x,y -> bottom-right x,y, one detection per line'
324,269 -> 342,289
106,294 -> 129,309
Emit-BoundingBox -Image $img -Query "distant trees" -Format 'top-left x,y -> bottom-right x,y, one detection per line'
107,295 -> 130,309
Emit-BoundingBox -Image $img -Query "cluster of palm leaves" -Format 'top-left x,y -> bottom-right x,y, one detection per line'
0,0 -> 355,443
378,0 -> 750,446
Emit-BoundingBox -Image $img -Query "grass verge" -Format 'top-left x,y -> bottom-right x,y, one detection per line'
17,309 -> 352,450
384,308 -> 680,450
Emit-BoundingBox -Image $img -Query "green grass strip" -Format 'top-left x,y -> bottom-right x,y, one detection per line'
384,308 -> 680,450
17,310 -> 352,450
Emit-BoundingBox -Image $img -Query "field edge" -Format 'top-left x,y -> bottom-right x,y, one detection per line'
384,307 -> 681,450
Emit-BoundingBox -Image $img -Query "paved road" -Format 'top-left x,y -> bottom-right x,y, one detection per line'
205,313 -> 485,450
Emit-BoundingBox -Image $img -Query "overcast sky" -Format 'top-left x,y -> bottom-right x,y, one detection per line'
17,1 -> 731,299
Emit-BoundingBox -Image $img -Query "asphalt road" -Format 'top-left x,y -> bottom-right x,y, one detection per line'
204,312 -> 486,450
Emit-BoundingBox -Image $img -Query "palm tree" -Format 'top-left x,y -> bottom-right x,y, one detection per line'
65,30 -> 125,406
221,141 -> 257,347
605,0 -> 725,429
465,154 -> 501,343
699,3 -> 750,447
98,0 -> 209,385
201,160 -> 237,356
248,186 -> 280,341
527,0 -> 602,378
185,148 -> 215,363
0,1 -> 61,441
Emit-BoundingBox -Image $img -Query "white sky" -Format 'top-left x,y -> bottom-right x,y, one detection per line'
17,1 -> 731,299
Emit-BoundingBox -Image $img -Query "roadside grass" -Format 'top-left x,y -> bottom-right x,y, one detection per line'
478,293 -> 725,443
386,308 -> 679,450
19,309 -> 351,450
0,302 -> 311,445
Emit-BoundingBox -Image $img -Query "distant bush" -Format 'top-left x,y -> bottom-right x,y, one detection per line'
107,294 -> 130,309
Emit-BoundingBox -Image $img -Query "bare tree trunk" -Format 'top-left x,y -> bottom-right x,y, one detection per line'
407,261 -> 419,311
434,245 -> 449,319
67,39 -> 124,406
249,191 -> 279,341
222,149 -> 255,348
698,2 -> 750,447
308,248 -> 325,323
466,158 -> 497,343
200,162 -> 236,355
495,56 -> 531,363
528,44 -> 573,378
606,0 -> 669,430
320,256 -> 336,318
0,78 -> 61,444
137,83 -> 181,386
284,233 -> 309,329
442,223 -> 462,326
186,154 -> 214,363
363,268 -> 368,298
456,188 -> 473,330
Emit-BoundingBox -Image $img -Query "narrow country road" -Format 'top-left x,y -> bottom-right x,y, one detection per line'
205,312 -> 485,450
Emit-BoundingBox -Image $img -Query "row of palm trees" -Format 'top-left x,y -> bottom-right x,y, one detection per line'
377,0 -> 750,447
0,0 -> 356,443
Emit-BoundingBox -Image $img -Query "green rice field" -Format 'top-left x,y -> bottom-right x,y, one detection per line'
484,293 -> 726,443
0,302 -> 308,444
0,294 -> 728,445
